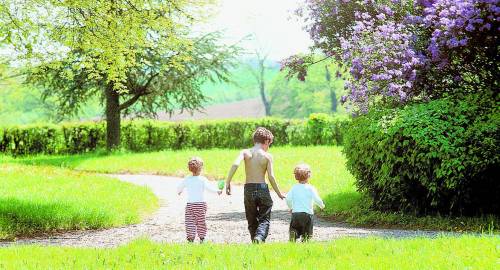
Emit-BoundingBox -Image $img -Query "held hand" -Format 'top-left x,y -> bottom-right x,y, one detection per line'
278,193 -> 286,200
226,183 -> 231,195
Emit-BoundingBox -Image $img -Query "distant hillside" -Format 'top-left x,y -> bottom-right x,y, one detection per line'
147,98 -> 266,121
200,62 -> 279,105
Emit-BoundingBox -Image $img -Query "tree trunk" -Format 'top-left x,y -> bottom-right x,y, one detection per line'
325,66 -> 337,112
260,81 -> 271,116
330,88 -> 337,112
105,85 -> 121,150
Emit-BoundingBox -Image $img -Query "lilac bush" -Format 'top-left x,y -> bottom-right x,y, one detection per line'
338,7 -> 426,111
289,0 -> 499,112
418,0 -> 500,95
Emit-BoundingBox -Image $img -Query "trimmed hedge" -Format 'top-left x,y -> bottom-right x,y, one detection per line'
344,94 -> 499,216
0,114 -> 349,156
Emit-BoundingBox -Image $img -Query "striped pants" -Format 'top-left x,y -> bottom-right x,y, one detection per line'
185,202 -> 208,241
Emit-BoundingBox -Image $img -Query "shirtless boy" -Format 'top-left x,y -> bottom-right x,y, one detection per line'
225,127 -> 285,243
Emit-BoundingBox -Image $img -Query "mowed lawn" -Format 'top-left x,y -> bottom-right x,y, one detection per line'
0,164 -> 158,239
0,236 -> 497,269
2,146 -> 354,195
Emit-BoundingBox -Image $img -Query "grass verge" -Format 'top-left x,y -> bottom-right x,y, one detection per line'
1,146 -> 355,197
0,236 -> 497,269
2,146 -> 498,232
0,164 -> 158,240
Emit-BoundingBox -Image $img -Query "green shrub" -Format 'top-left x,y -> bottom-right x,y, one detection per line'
286,114 -> 349,146
343,94 -> 499,216
0,115 -> 349,155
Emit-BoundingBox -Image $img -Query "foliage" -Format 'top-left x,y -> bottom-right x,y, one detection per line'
343,94 -> 500,215
245,49 -> 277,116
25,31 -> 238,119
0,76 -> 57,124
201,62 -> 280,105
338,6 -> 425,112
286,114 -> 349,146
289,0 -> 499,112
0,0 -> 238,149
0,164 -> 158,239
0,115 -> 349,155
0,236 -> 498,269
1,0 -> 213,91
0,62 -> 275,125
270,59 -> 346,118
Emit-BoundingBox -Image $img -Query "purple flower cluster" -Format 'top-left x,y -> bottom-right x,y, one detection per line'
297,0 -> 499,111
339,5 -> 426,110
419,0 -> 500,67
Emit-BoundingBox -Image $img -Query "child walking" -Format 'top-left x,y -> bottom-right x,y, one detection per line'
225,127 -> 285,243
177,157 -> 221,243
286,163 -> 325,242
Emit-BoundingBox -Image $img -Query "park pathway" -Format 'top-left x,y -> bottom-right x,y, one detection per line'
1,174 -> 449,247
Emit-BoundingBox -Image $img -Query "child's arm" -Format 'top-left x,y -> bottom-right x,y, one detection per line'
204,178 -> 222,195
225,150 -> 246,195
286,187 -> 293,210
177,180 -> 186,195
266,154 -> 285,199
311,186 -> 325,209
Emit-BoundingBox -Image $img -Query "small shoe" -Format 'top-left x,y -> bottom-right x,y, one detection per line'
253,236 -> 263,244
200,238 -> 205,243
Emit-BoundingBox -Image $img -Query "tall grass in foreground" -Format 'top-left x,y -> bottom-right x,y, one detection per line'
0,236 -> 497,269
0,164 -> 158,239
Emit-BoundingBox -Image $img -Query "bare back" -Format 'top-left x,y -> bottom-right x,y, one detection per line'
243,148 -> 270,184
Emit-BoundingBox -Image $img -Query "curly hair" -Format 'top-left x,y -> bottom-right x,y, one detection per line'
253,127 -> 274,144
188,157 -> 204,173
294,163 -> 311,181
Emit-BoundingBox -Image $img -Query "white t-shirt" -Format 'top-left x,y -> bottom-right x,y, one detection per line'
286,183 -> 325,215
177,176 -> 219,203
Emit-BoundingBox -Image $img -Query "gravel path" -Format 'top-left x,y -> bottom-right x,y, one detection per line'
1,174 -> 452,247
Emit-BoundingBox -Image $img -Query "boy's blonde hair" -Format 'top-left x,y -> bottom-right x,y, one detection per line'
253,127 -> 274,144
294,163 -> 311,181
188,157 -> 204,173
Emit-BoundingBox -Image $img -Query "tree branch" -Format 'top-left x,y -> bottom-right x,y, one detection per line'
143,72 -> 158,89
310,55 -> 333,66
119,92 -> 143,111
119,73 -> 158,110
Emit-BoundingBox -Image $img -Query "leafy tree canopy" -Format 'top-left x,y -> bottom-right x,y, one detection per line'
1,0 -> 218,90
0,0 -> 239,148
271,58 -> 346,118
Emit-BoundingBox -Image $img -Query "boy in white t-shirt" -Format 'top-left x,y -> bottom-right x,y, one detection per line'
286,163 -> 325,242
177,157 -> 221,243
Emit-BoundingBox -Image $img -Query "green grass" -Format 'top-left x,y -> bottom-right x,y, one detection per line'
0,164 -> 158,240
2,146 -> 498,232
0,236 -> 497,269
2,146 -> 356,197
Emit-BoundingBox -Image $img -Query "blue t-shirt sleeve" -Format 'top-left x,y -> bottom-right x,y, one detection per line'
311,186 -> 325,209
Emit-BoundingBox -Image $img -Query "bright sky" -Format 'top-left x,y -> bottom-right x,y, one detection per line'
207,0 -> 312,61
1,0 -> 313,62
